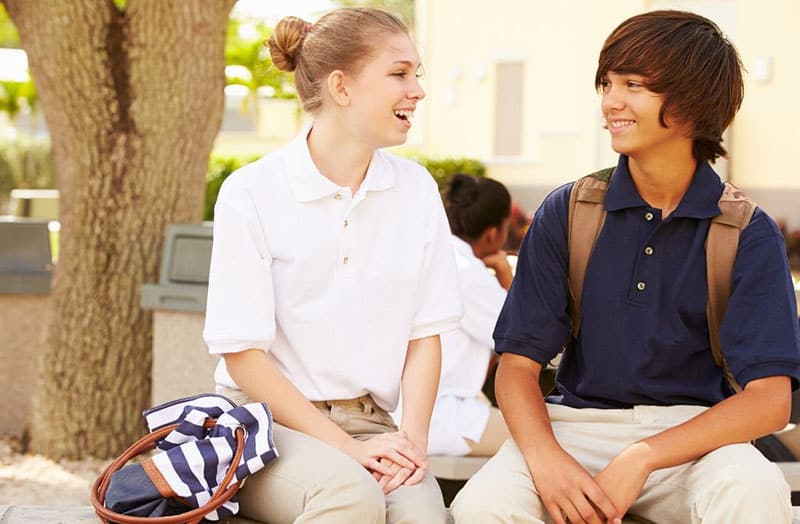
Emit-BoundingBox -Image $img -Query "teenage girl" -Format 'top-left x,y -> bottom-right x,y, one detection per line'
203,8 -> 462,523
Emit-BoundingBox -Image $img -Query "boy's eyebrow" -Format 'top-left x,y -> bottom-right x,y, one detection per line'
391,60 -> 419,67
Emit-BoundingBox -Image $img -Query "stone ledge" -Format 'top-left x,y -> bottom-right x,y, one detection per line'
1,505 -> 799,524
0,505 -> 261,524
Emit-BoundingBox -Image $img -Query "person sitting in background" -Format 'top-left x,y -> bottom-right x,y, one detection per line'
396,173 -> 513,456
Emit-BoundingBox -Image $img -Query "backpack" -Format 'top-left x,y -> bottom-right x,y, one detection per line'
566,167 -> 757,393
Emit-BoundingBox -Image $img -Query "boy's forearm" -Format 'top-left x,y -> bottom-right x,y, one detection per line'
496,353 -> 565,463
627,375 -> 792,473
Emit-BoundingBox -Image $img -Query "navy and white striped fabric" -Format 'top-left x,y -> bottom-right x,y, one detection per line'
141,393 -> 278,520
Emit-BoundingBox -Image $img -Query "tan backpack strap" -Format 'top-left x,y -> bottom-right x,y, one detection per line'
706,182 -> 757,393
568,168 -> 613,339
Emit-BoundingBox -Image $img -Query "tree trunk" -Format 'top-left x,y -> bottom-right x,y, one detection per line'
4,0 -> 236,459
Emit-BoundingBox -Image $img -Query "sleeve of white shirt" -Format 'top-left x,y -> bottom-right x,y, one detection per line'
409,178 -> 464,340
203,182 -> 276,355
460,267 -> 506,350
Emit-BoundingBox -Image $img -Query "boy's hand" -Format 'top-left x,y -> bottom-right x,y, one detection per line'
594,443 -> 652,518
530,448 -> 621,524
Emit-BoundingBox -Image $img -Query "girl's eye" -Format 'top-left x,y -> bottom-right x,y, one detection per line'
393,72 -> 407,78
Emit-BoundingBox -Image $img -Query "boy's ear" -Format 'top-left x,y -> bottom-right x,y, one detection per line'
327,70 -> 350,107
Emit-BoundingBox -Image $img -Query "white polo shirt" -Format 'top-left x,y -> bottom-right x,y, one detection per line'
202,127 -> 463,412
439,235 -> 506,398
393,235 -> 507,454
429,235 -> 507,455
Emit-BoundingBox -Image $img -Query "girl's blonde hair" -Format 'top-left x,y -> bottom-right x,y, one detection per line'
268,8 -> 408,113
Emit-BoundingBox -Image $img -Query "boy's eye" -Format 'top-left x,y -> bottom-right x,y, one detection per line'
627,80 -> 643,88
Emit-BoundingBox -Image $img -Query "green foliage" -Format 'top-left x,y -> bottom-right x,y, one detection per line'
331,0 -> 415,26
0,4 -> 20,48
204,154 -> 260,221
0,139 -> 484,227
203,151 -> 484,220
403,153 -> 485,190
225,17 -> 295,105
0,79 -> 37,120
0,137 -> 55,206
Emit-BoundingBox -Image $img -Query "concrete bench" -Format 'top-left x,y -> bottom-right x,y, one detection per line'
3,461 -> 799,523
0,505 -> 261,523
429,454 -> 489,480
3,504 -> 800,524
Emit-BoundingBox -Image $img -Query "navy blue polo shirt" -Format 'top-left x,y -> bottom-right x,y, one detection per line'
495,155 -> 800,409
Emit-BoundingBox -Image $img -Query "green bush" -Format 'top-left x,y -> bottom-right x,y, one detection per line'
204,154 -> 260,221
0,138 -> 56,207
202,152 -> 486,220
0,141 -> 486,223
404,153 -> 485,190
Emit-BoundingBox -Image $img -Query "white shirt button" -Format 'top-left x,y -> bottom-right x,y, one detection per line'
644,212 -> 654,221
644,246 -> 654,255
636,281 -> 646,291
344,219 -> 349,227
334,193 -> 342,200
343,256 -> 349,265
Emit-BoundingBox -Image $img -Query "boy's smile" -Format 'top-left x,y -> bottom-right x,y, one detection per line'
601,71 -> 691,161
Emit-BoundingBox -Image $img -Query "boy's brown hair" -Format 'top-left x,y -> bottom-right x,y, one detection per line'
595,10 -> 744,164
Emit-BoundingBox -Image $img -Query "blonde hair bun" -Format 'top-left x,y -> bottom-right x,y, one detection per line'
268,16 -> 309,72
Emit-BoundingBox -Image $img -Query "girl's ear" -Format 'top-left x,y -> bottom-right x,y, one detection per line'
482,226 -> 499,246
326,70 -> 350,107
473,226 -> 499,257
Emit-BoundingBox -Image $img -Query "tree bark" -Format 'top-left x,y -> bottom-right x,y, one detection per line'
4,0 -> 236,459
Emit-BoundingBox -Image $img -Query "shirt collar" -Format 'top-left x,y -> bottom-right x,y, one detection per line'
451,234 -> 474,258
284,123 -> 395,203
605,155 -> 724,219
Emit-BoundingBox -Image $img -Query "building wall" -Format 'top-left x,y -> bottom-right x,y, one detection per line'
415,0 -> 800,224
733,1 -> 800,190
415,0 -> 642,190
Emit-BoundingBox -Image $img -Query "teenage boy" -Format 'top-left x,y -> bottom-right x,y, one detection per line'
451,10 -> 800,524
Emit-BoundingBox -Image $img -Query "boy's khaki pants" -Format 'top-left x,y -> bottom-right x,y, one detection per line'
451,403 -> 792,524
220,388 -> 447,524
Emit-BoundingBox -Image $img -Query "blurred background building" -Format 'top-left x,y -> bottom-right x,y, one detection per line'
413,0 -> 800,223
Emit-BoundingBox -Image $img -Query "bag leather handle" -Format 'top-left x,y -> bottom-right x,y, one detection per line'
91,419 -> 245,524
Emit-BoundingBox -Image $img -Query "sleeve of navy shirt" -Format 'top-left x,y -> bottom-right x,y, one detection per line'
492,183 -> 573,366
720,208 -> 800,390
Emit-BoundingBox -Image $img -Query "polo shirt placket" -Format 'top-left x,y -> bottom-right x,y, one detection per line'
334,189 -> 356,277
628,207 -> 662,303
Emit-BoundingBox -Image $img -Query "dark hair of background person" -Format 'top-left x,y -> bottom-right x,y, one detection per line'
595,10 -> 744,164
443,174 -> 512,242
